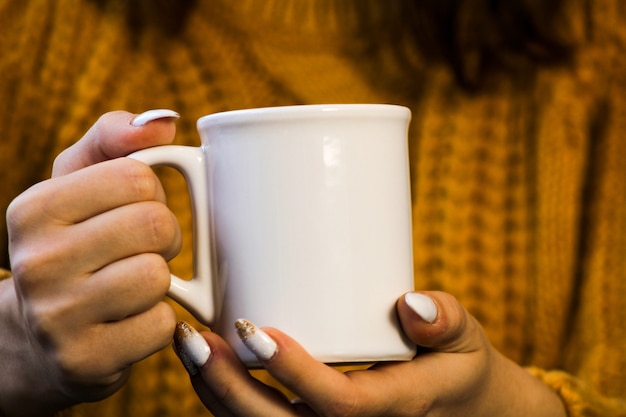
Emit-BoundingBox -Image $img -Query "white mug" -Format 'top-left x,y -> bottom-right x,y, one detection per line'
130,104 -> 416,366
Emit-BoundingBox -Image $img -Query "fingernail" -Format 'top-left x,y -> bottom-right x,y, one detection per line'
405,293 -> 438,323
172,321 -> 211,376
131,109 -> 180,127
235,319 -> 278,362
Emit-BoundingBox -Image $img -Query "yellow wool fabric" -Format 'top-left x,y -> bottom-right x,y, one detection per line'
0,1 -> 625,416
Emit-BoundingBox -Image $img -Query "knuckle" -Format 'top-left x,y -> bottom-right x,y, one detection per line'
137,254 -> 171,296
23,308 -> 48,342
445,304 -> 468,336
96,110 -> 121,125
217,384 -> 236,406
92,110 -> 129,137
10,243 -> 56,295
10,254 -> 38,290
22,301 -> 66,354
150,303 -> 177,347
6,184 -> 43,234
6,194 -> 26,231
54,341 -> 100,382
51,147 -> 71,173
141,203 -> 179,249
122,159 -> 162,202
53,327 -> 125,385
53,344 -> 83,379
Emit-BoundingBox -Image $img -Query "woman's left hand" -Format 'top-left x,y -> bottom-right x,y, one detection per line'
173,291 -> 566,417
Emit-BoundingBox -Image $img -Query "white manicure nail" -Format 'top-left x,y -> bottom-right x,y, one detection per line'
235,319 -> 278,362
405,293 -> 438,323
173,322 -> 211,375
131,109 -> 180,126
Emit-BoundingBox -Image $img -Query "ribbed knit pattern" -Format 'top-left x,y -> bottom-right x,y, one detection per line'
1,1 -> 625,416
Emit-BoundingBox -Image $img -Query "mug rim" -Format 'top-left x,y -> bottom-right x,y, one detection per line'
197,104 -> 410,129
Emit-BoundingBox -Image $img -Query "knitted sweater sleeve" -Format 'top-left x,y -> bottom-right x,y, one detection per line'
526,368 -> 626,417
520,2 -> 626,415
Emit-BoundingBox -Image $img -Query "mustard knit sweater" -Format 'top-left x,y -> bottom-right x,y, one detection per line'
1,1 -> 625,416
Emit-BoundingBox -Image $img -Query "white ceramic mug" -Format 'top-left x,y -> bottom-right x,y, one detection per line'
130,104 -> 416,366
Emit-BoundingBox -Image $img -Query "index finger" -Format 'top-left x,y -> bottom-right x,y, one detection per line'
262,327 -> 451,417
10,157 -> 166,228
260,328 -> 388,417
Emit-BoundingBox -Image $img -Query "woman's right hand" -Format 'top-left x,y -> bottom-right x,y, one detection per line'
1,110 -> 181,417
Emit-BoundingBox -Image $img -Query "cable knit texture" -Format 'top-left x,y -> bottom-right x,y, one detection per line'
0,1 -> 625,416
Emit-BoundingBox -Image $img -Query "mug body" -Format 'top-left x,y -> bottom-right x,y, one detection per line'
197,104 -> 415,366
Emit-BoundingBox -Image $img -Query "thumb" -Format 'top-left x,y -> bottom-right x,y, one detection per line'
52,109 -> 179,177
397,291 -> 487,354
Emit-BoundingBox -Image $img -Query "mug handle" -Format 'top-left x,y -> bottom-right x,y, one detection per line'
127,146 -> 216,325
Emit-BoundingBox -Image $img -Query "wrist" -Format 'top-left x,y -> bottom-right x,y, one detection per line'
0,279 -> 70,417
490,352 -> 567,417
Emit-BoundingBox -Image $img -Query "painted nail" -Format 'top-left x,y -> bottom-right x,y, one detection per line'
172,321 -> 211,376
235,319 -> 278,362
405,293 -> 438,323
131,109 -> 180,127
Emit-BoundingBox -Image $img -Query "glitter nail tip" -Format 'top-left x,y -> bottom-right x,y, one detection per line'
235,319 -> 278,362
174,321 -> 211,368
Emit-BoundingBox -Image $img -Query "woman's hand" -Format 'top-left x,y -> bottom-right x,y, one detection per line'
1,110 -> 181,417
175,291 -> 567,417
